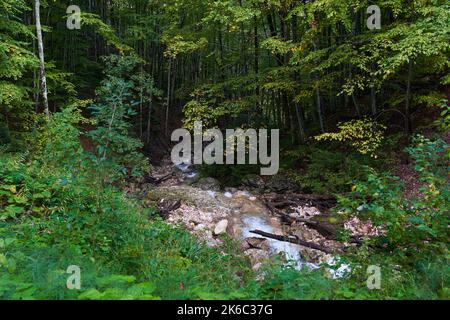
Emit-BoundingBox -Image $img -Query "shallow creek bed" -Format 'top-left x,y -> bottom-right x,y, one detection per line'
145,185 -> 352,276
134,162 -> 380,278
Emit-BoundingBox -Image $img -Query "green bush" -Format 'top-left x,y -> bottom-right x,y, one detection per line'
88,54 -> 152,179
338,136 -> 449,258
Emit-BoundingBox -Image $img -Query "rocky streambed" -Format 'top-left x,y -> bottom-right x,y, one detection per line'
147,186 -> 307,269
137,161 -> 360,276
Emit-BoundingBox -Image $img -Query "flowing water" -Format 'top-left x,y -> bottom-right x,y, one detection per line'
240,214 -> 304,269
172,162 -> 350,276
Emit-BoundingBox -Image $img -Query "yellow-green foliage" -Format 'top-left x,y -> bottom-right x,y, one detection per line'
183,100 -> 217,130
315,119 -> 386,158
163,36 -> 208,59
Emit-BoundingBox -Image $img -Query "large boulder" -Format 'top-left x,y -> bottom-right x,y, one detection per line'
265,175 -> 297,193
241,174 -> 265,191
241,237 -> 269,251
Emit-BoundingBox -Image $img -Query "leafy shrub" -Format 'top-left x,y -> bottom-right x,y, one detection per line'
88,54 -> 151,178
338,135 -> 449,262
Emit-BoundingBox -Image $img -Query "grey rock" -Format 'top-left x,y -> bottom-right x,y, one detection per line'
265,175 -> 296,193
242,174 -> 265,190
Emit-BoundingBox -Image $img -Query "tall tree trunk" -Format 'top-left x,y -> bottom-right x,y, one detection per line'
371,87 -> 377,116
316,85 -> 325,133
146,94 -> 153,144
165,58 -> 172,136
139,88 -> 144,139
254,15 -> 261,120
312,41 -> 325,133
295,104 -> 306,143
34,0 -> 49,117
352,94 -> 361,118
349,67 -> 360,117
405,60 -> 413,134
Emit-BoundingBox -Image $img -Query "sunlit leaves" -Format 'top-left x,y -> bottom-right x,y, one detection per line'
315,119 -> 387,157
164,36 -> 208,59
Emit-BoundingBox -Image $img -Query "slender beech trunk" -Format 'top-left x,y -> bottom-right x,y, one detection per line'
34,0 -> 49,117
316,85 -> 325,133
371,87 -> 377,116
254,15 -> 260,119
349,14 -> 360,118
405,60 -> 413,134
348,67 -> 360,117
295,104 -> 306,143
146,94 -> 153,144
165,59 -> 172,136
139,88 -> 144,139
352,94 -> 361,118
312,41 -> 326,133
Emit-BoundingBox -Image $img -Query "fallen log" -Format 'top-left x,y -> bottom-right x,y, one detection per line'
289,216 -> 363,245
263,200 -> 336,237
263,202 -> 362,245
249,230 -> 340,254
290,217 -> 337,239
145,172 -> 174,185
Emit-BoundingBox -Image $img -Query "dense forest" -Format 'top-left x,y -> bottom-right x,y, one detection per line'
0,0 -> 449,300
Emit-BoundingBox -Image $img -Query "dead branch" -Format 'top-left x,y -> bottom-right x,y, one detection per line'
145,172 -> 174,185
249,230 -> 341,254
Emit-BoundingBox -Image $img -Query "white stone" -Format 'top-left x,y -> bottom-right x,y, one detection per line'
207,190 -> 217,198
214,219 -> 229,235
